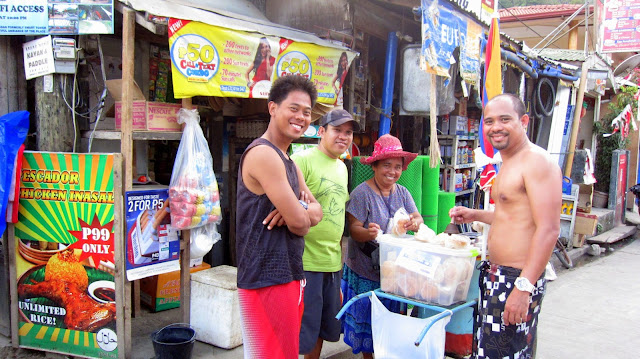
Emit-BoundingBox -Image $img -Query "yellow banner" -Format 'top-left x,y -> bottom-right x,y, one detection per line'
168,19 -> 356,104
273,39 -> 357,104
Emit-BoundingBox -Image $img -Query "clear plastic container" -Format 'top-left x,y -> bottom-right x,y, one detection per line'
378,235 -> 478,306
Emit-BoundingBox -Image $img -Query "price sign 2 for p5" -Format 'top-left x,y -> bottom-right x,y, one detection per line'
14,152 -> 119,359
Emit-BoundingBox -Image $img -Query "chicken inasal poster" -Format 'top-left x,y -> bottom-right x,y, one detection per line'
14,152 -> 118,358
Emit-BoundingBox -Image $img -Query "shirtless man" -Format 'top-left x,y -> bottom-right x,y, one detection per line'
449,93 -> 561,359
236,75 -> 323,359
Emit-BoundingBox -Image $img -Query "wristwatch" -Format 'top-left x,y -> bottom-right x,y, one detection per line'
299,200 -> 308,210
515,277 -> 535,293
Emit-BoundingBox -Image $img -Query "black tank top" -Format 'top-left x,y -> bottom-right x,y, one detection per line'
236,138 -> 305,289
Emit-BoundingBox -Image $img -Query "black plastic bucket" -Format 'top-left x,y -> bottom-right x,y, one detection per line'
151,323 -> 196,359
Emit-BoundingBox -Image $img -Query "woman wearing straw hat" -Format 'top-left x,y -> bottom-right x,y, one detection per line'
341,134 -> 423,358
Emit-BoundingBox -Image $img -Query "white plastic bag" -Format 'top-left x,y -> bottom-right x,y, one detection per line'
168,108 -> 221,230
371,292 -> 449,359
190,223 -> 221,259
545,261 -> 557,281
385,208 -> 412,237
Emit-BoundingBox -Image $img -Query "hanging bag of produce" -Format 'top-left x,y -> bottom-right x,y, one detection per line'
168,109 -> 221,230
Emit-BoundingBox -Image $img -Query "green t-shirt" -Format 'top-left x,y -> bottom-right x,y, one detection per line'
292,147 -> 349,272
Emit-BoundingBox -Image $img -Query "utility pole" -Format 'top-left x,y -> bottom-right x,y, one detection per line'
34,74 -> 75,152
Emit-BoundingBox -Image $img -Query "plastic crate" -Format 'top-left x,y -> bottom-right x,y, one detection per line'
378,235 -> 478,306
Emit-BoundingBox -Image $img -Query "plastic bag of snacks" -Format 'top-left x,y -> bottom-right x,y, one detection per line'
169,109 -> 221,230
385,208 -> 412,237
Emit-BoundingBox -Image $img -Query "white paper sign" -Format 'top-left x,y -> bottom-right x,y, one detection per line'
22,36 -> 55,80
43,74 -> 53,92
396,248 -> 441,279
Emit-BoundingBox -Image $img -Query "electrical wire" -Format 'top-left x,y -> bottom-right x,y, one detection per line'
53,38 -> 108,153
88,35 -> 108,153
60,67 -> 100,118
499,2 -> 594,53
537,13 -> 595,53
345,83 -> 393,120
72,54 -> 78,152
497,2 -> 549,45
532,4 -> 586,50
57,65 -> 79,152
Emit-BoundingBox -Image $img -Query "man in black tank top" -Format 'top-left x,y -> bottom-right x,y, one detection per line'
236,75 -> 323,359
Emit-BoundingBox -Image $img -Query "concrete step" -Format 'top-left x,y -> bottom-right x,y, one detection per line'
588,207 -> 615,235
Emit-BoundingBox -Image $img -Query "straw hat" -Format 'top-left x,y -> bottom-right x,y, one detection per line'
360,134 -> 418,170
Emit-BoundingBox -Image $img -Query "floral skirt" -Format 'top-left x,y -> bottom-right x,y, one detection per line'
340,264 -> 405,354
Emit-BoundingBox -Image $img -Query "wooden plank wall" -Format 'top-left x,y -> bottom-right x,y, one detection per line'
0,36 -> 28,116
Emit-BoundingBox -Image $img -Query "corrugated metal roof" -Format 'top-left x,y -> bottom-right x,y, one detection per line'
499,5 -> 585,22
535,49 -> 587,62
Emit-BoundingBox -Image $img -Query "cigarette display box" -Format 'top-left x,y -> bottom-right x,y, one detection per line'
126,188 -> 178,266
125,187 -> 183,282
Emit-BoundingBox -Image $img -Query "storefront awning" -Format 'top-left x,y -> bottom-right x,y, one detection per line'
118,0 -> 350,50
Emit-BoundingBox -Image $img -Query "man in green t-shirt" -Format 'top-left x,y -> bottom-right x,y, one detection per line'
292,109 -> 359,359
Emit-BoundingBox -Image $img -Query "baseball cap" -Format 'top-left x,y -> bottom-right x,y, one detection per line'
320,109 -> 361,132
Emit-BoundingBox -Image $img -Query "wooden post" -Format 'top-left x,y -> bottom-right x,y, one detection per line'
429,74 -> 440,168
180,98 -> 192,324
34,74 -> 75,152
568,20 -> 579,50
111,155 -> 126,359
120,7 -> 135,359
564,62 -> 590,177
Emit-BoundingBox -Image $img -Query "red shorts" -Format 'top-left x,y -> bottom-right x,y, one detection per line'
238,280 -> 305,359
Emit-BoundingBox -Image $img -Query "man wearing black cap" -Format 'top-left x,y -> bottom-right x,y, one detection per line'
291,109 -> 360,359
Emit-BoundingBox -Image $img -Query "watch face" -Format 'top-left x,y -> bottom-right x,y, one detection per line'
516,277 -> 533,292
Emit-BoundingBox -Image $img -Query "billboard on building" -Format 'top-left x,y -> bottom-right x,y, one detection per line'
0,0 -> 114,35
420,0 -> 483,85
598,0 -> 640,53
168,19 -> 357,105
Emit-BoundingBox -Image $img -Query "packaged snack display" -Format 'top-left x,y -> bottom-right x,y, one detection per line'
168,109 -> 222,230
378,235 -> 478,306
